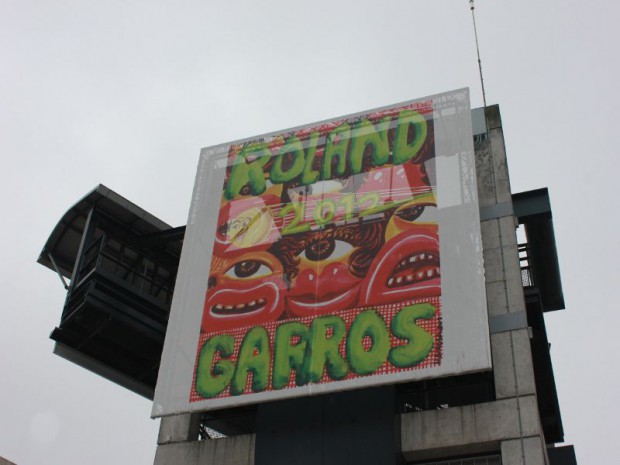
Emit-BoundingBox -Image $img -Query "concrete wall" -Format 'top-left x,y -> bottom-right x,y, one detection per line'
155,414 -> 255,465
401,396 -> 541,462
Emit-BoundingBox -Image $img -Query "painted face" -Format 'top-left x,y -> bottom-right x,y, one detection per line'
360,194 -> 440,306
285,235 -> 359,317
202,195 -> 286,333
385,190 -> 437,241
278,220 -> 387,318
202,248 -> 286,333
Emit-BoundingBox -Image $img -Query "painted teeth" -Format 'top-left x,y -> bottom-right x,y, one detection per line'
398,252 -> 440,270
212,299 -> 267,313
387,266 -> 441,288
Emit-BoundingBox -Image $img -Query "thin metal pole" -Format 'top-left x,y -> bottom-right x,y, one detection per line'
48,252 -> 70,290
470,0 -> 487,107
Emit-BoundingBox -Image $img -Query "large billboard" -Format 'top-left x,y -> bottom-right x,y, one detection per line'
152,88 -> 490,416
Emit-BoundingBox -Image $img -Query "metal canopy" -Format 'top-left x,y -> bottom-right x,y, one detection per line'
38,184 -> 184,398
38,184 -> 174,279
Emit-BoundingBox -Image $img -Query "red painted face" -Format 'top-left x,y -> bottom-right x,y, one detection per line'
360,191 -> 440,306
279,219 -> 387,318
202,195 -> 286,333
359,226 -> 440,306
285,235 -> 361,318
202,249 -> 287,333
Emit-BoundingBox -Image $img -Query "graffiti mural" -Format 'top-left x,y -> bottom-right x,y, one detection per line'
191,101 -> 443,402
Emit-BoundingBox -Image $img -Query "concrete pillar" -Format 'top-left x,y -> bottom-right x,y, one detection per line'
501,436 -> 549,465
476,106 -> 550,465
157,413 -> 201,445
154,413 -> 256,465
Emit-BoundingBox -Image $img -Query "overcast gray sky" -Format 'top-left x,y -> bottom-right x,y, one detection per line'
1,1 -> 617,463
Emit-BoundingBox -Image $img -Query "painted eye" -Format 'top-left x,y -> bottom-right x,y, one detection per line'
331,240 -> 354,259
396,204 -> 437,223
300,239 -> 354,262
224,260 -> 272,279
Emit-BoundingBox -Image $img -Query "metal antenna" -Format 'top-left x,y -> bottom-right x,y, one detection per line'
469,0 -> 487,107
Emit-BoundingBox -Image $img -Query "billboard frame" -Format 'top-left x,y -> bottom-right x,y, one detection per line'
153,88 -> 490,417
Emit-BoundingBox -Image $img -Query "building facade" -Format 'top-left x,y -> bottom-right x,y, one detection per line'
39,104 -> 576,465
151,105 -> 575,465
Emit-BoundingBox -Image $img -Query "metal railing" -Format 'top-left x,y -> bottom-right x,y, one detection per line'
518,242 -> 535,288
71,233 -> 176,307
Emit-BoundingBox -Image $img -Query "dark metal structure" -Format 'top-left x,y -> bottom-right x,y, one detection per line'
38,185 -> 183,398
513,187 -> 566,445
